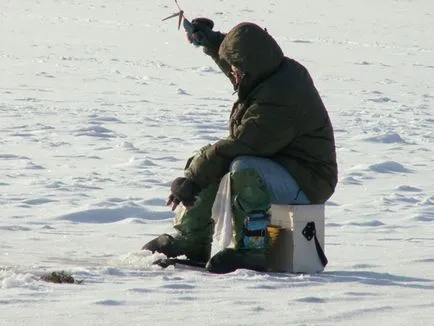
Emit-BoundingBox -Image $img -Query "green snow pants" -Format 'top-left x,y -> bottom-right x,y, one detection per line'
173,168 -> 271,250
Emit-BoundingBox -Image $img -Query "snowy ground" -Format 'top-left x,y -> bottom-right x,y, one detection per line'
1,0 -> 433,325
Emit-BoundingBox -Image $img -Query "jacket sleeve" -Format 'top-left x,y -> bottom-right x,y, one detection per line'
202,32 -> 237,88
185,102 -> 298,188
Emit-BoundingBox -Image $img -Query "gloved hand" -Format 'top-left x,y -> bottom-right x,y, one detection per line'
166,177 -> 201,211
186,18 -> 225,55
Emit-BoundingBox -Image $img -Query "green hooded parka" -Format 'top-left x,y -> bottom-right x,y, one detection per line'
185,23 -> 338,204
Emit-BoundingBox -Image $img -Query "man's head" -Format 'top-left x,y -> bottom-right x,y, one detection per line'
219,23 -> 284,84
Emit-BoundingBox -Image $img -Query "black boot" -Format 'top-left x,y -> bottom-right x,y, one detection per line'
142,234 -> 211,263
205,248 -> 268,274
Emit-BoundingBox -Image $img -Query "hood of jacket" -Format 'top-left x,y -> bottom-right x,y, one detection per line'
218,22 -> 284,96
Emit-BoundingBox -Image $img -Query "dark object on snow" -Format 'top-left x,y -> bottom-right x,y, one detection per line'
40,271 -> 83,284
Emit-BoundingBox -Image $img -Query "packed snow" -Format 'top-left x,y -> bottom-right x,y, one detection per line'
1,0 -> 433,325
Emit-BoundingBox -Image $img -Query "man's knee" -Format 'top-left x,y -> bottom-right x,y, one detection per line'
230,168 -> 270,213
229,167 -> 271,248
230,156 -> 258,173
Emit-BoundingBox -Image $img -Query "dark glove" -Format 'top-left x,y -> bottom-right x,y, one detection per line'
168,177 -> 201,208
187,18 -> 225,55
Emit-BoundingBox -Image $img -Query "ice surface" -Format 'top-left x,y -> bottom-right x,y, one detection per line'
1,0 -> 433,325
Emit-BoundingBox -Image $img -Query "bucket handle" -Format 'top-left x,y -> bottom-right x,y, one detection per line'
302,222 -> 328,267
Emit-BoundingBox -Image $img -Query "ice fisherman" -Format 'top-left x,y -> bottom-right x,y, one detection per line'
142,18 -> 338,273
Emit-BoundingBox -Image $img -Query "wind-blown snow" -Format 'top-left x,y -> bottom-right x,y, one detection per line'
1,0 -> 433,325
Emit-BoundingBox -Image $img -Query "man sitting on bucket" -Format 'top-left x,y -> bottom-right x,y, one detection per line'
142,18 -> 338,274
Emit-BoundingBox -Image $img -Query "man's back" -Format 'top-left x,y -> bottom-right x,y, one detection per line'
231,57 -> 338,203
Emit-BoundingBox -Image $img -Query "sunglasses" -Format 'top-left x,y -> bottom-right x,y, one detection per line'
230,66 -> 245,80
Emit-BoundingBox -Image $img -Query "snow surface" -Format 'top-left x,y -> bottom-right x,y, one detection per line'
1,0 -> 433,325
